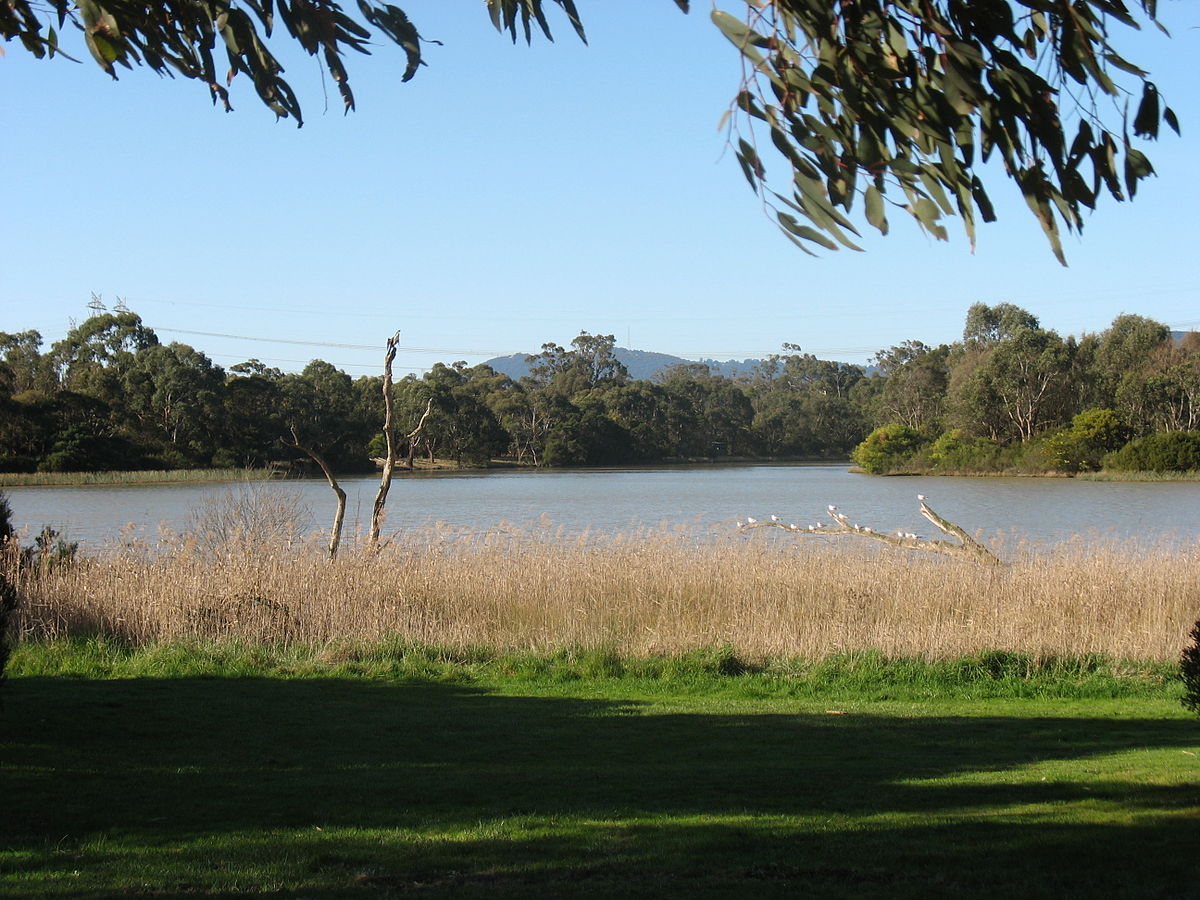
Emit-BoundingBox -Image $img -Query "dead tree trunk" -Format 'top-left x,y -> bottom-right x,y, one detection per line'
368,331 -> 435,551
364,336 -> 403,554
283,429 -> 346,559
368,333 -> 401,552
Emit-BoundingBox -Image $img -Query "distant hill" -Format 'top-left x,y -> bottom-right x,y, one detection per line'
483,348 -> 767,382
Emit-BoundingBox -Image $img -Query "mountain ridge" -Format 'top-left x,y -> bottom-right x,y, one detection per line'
483,348 -> 768,382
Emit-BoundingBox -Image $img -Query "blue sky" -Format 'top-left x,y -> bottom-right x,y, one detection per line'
3,2 -> 1197,377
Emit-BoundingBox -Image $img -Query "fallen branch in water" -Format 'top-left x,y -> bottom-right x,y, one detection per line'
738,495 -> 1001,566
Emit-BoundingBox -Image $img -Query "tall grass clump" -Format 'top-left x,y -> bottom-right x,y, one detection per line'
7,522 -> 1198,664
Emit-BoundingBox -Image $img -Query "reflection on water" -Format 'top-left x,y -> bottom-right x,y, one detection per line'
4,464 -> 1199,551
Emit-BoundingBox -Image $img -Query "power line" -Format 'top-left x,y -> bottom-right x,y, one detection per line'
203,352 -> 427,373
154,327 -> 511,357
156,328 -> 382,350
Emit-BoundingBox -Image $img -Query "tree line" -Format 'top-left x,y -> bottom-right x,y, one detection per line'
853,303 -> 1200,475
2,304 -> 1197,476
0,314 -> 868,474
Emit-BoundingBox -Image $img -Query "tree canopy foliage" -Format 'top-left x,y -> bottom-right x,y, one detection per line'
3,1 -> 1178,262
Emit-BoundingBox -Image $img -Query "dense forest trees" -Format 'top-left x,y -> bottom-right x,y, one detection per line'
3,306 -> 1199,475
0,316 -> 863,473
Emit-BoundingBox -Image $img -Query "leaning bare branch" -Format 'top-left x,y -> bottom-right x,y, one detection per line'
915,496 -> 999,565
283,428 -> 347,560
406,397 -> 434,444
738,496 -> 1001,566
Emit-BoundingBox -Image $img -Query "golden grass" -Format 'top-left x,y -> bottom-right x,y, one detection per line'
8,524 -> 1199,662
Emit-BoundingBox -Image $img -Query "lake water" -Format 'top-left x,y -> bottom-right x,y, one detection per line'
4,464 -> 1199,552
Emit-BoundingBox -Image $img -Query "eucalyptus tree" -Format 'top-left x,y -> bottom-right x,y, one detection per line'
750,345 -> 868,455
121,342 -> 226,463
657,364 -> 756,458
1086,314 -> 1173,429
4,2 -> 1176,261
871,341 -> 950,433
595,381 -> 671,461
414,363 -> 509,467
221,363 -> 287,467
955,325 -> 1077,442
278,359 -> 371,472
1144,333 -> 1200,433
526,332 -> 628,396
962,303 -> 1041,347
0,331 -> 57,396
49,311 -> 159,403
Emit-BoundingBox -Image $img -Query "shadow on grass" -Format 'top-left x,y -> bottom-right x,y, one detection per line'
3,677 -> 1199,897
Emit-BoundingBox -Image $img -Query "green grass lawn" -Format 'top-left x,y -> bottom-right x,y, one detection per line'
2,645 -> 1199,898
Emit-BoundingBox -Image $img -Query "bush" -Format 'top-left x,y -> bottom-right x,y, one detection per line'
1042,409 -> 1131,473
925,429 -> 1005,472
1182,620 -> 1200,716
1103,431 -> 1200,473
210,448 -> 245,469
852,424 -> 924,474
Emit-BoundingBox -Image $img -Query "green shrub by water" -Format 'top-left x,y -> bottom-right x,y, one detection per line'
1103,431 -> 1200,473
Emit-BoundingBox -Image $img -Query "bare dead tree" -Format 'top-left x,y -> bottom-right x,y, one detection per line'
282,427 -> 347,559
368,333 -> 401,552
739,495 -> 1001,566
368,330 -> 437,551
364,395 -> 434,550
372,398 -> 439,554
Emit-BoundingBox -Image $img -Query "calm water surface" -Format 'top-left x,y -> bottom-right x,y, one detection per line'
5,464 -> 1199,551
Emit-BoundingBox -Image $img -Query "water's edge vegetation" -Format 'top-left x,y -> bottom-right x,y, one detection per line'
4,459 -> 1199,489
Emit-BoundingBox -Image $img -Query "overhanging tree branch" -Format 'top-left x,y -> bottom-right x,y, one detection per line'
3,1 -> 1177,260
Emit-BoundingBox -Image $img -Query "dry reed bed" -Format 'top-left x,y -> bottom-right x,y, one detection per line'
8,527 -> 1200,661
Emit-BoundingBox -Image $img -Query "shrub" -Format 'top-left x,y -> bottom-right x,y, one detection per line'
185,484 -> 313,554
210,448 -> 246,469
852,424 -> 924,474
1042,409 -> 1131,473
1182,620 -> 1200,716
925,429 -> 1005,472
1103,431 -> 1200,473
